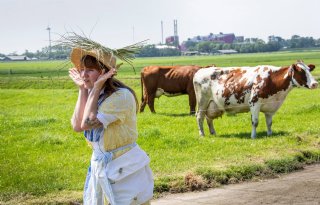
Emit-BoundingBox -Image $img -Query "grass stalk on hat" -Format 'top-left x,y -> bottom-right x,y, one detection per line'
57,31 -> 147,72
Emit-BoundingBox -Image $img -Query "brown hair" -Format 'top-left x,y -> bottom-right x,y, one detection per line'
82,55 -> 139,112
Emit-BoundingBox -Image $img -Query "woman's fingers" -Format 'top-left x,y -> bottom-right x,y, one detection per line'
112,68 -> 117,75
69,68 -> 84,87
69,68 -> 78,74
98,68 -> 116,80
107,68 -> 117,77
94,68 -> 117,89
69,68 -> 81,79
69,74 -> 83,85
69,73 -> 81,82
69,69 -> 78,77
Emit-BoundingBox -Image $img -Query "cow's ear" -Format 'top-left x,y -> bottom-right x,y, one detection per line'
308,64 -> 315,72
292,64 -> 302,71
291,64 -> 297,70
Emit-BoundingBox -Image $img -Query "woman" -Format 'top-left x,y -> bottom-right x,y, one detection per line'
69,47 -> 154,205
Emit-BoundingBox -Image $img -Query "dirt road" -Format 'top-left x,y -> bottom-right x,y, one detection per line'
152,164 -> 320,205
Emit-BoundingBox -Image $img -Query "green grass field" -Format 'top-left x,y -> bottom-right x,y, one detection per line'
0,51 -> 320,204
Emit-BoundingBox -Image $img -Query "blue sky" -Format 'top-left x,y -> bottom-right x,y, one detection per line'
1,0 -> 319,54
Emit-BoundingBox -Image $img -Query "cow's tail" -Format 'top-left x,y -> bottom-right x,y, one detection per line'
140,72 -> 145,103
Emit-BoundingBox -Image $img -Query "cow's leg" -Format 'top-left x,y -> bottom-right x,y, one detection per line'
206,116 -> 216,135
188,92 -> 197,115
250,104 -> 261,139
193,81 -> 210,136
196,110 -> 206,136
147,94 -> 156,113
196,97 -> 212,136
140,95 -> 147,112
264,113 -> 273,136
206,100 -> 220,135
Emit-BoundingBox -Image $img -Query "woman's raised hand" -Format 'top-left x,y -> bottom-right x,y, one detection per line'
69,68 -> 84,88
94,68 -> 117,89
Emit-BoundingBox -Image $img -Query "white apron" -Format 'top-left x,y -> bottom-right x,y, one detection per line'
83,143 -> 154,205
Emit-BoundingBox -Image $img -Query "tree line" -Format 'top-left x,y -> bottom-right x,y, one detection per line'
184,35 -> 320,54
1,35 -> 319,59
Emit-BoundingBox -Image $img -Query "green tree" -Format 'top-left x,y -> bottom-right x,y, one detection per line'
222,43 -> 231,50
184,40 -> 197,48
197,42 -> 212,53
137,45 -> 159,57
159,48 -> 181,56
315,38 -> 320,47
23,50 -> 35,58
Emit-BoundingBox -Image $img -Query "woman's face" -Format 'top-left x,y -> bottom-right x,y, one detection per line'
80,67 -> 101,89
80,56 -> 103,89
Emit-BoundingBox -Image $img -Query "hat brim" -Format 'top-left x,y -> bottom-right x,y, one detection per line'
70,47 -> 116,70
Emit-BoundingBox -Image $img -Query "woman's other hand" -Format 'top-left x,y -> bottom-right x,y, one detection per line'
94,68 -> 117,89
69,68 -> 85,88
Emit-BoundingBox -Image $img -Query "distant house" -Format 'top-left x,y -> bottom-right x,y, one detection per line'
181,51 -> 199,56
189,32 -> 236,44
217,49 -> 238,54
155,45 -> 177,49
268,35 -> 283,42
3,55 -> 30,61
235,36 -> 244,43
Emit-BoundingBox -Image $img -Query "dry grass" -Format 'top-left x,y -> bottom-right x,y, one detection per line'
57,31 -> 147,71
184,172 -> 208,191
1,191 -> 82,205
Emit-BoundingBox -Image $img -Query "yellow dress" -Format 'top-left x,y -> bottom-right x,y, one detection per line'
83,88 -> 154,205
98,88 -> 138,151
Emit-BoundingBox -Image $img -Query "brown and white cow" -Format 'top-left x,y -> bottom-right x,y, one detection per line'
140,65 -> 213,114
193,60 -> 318,138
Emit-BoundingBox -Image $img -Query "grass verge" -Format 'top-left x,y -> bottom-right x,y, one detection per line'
154,150 -> 320,197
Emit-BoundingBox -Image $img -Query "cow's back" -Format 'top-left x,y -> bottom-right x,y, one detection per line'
142,65 -> 202,93
161,65 -> 202,92
141,66 -> 174,90
194,66 -> 253,114
141,66 -> 175,78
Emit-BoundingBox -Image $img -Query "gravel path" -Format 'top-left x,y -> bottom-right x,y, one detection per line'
152,164 -> 320,205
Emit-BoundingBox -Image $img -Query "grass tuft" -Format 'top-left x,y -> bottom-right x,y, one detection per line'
265,158 -> 303,174
184,172 -> 207,191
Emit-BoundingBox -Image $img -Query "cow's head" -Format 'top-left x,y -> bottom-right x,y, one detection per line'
290,60 -> 318,89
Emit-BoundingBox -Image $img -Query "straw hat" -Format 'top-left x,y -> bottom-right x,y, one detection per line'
70,47 -> 116,70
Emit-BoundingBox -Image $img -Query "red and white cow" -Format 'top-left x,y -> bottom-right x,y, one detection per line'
193,60 -> 318,138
